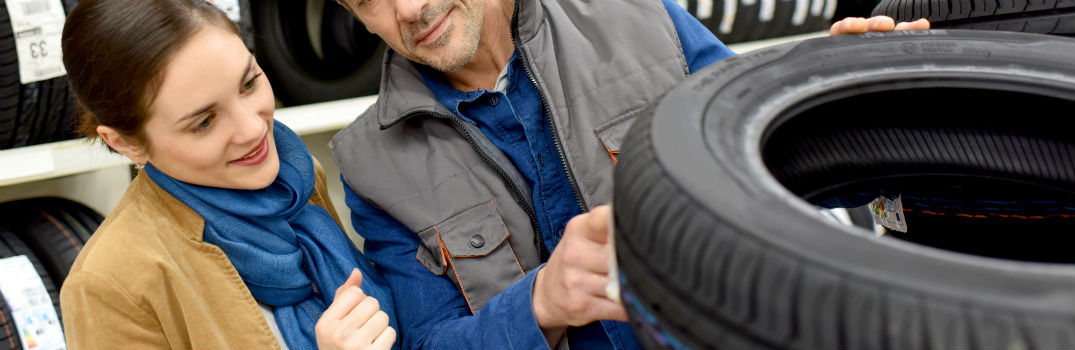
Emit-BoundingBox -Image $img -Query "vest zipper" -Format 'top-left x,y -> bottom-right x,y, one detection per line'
510,5 -> 588,215
403,110 -> 551,261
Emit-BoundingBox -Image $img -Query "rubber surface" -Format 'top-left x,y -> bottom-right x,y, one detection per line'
871,0 -> 1075,34
0,0 -> 79,150
613,30 -> 1075,349
0,198 -> 101,287
682,0 -> 836,44
252,0 -> 384,105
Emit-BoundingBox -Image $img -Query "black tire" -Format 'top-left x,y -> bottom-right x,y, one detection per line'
0,0 -> 80,150
833,0 -> 883,20
683,0 -> 835,44
613,30 -> 1075,349
0,296 -> 17,350
1,0 -> 23,149
0,198 -> 101,286
871,0 -> 1075,34
252,0 -> 385,106
0,226 -> 63,326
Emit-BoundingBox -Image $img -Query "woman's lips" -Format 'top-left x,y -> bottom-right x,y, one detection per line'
229,133 -> 269,166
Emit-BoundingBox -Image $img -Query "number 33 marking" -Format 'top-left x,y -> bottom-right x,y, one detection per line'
30,40 -> 48,58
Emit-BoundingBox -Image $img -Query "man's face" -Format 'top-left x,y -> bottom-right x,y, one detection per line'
344,0 -> 485,72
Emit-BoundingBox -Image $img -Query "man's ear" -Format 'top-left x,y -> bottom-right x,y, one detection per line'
97,125 -> 149,165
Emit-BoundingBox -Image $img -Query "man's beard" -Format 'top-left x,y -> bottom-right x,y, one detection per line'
403,0 -> 484,72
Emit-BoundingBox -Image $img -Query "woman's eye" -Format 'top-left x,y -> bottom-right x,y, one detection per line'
243,73 -> 262,91
195,115 -> 215,132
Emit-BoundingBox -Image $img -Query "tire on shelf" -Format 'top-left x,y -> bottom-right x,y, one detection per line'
871,0 -> 1075,34
252,0 -> 385,106
0,198 -> 101,287
0,0 -> 80,150
680,0 -> 835,45
0,296 -> 17,350
0,226 -> 63,326
613,30 -> 1075,349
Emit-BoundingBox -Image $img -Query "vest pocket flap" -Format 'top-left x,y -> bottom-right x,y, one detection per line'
438,201 -> 510,257
416,226 -> 447,275
594,106 -> 648,153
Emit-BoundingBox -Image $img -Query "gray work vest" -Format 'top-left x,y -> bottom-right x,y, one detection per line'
330,0 -> 689,313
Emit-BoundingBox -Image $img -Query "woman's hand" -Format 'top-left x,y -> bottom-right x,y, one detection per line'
315,269 -> 396,350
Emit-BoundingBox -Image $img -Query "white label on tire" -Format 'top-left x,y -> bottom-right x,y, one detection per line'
208,0 -> 242,23
869,195 -> 908,233
0,256 -> 66,350
810,0 -> 824,17
696,0 -> 714,20
6,0 -> 67,84
792,0 -> 809,25
823,0 -> 837,20
759,0 -> 776,22
720,0 -> 738,34
674,0 -> 689,11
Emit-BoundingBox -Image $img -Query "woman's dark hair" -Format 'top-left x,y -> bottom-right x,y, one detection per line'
62,0 -> 240,143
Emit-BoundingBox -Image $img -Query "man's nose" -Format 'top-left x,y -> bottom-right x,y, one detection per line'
395,0 -> 428,23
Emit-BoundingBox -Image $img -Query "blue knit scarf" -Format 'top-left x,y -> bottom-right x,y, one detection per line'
146,121 -> 397,349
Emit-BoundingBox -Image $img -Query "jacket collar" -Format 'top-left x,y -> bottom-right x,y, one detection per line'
375,0 -> 542,129
130,170 -> 207,242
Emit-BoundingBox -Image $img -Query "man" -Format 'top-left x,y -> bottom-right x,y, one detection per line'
329,0 -> 928,348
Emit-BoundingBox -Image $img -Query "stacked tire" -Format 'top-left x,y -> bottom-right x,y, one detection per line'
677,0 -> 836,44
871,0 -> 1074,34
0,197 -> 102,350
613,30 -> 1075,349
252,0 -> 385,106
0,0 -> 80,150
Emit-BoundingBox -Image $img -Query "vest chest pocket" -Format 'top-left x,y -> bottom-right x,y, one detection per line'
414,201 -> 526,313
595,106 -> 649,165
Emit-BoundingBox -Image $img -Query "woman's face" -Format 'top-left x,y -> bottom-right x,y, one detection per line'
139,26 -> 279,190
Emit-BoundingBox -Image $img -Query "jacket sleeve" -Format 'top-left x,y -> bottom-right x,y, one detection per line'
60,271 -> 169,349
660,0 -> 737,73
343,183 -> 552,350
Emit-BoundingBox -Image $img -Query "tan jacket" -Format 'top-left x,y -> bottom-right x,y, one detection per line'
60,161 -> 342,349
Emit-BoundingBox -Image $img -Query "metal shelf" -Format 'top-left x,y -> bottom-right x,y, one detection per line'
0,30 -> 825,188
0,95 -> 377,187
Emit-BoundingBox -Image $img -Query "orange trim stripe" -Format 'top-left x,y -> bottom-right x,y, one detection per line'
603,144 -> 620,165
40,210 -> 81,252
440,232 -> 475,313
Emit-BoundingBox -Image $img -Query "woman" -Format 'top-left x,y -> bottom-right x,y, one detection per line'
58,0 -> 396,349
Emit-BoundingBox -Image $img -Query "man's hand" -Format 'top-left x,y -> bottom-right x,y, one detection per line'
533,206 -> 627,344
315,269 -> 397,350
830,15 -> 930,35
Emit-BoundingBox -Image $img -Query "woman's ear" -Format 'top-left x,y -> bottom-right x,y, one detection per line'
97,125 -> 149,165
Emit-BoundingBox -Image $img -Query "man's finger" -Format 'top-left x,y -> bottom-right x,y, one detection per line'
895,18 -> 931,30
574,272 -> 613,297
567,206 -> 611,244
831,17 -> 869,35
588,298 -> 629,323
866,15 -> 896,31
585,206 -> 611,243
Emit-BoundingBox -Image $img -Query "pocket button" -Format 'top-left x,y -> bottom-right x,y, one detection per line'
470,234 -> 486,248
